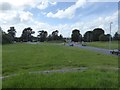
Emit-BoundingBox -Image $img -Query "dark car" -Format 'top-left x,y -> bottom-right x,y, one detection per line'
82,43 -> 86,46
69,43 -> 74,46
110,49 -> 120,55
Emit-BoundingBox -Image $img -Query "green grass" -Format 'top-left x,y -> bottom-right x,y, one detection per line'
2,43 -> 118,88
3,70 -> 118,88
0,44 -> 2,89
86,41 -> 118,49
47,40 -> 64,43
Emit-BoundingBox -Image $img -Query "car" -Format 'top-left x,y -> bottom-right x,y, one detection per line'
82,44 -> 86,46
110,49 -> 120,55
69,44 -> 74,46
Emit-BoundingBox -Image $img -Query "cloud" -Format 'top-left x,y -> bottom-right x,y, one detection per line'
0,11 -> 18,24
0,10 -> 33,25
0,0 -> 34,25
19,11 -> 33,22
48,10 -> 118,36
0,0 -> 35,8
0,2 -> 12,11
0,1 -> 118,37
1,10 -> 118,37
47,0 -> 86,19
46,11 -> 118,37
37,0 -> 49,10
88,0 -> 119,2
37,0 -> 57,10
0,0 -> 57,25
0,0 -> 57,35
50,2 -> 57,5
80,11 -> 118,36
0,0 -> 57,11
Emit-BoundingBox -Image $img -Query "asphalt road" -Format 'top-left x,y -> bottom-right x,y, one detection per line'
67,43 -> 118,56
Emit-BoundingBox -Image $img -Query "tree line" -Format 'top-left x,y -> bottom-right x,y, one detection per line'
72,28 -> 120,42
0,26 -> 120,44
0,27 -> 64,44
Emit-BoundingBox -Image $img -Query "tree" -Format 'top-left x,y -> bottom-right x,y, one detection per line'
14,37 -> 21,42
47,30 -> 64,41
0,27 -> 2,44
0,27 -> 12,44
59,34 -> 63,41
52,30 -> 59,40
47,34 -> 52,41
21,27 -> 35,42
93,28 -> 104,41
1,27 -> 13,44
2,33 -> 13,44
99,34 -> 109,41
37,30 -> 48,42
7,27 -> 16,41
84,31 -> 93,42
71,29 -> 82,42
113,32 -> 120,40
0,27 -> 2,32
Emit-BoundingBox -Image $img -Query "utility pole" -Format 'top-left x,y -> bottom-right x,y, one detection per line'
109,22 -> 113,50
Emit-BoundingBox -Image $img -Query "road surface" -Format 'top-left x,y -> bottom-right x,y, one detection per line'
66,43 -> 118,56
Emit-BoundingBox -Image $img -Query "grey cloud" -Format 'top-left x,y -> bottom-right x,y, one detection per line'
0,2 -> 12,11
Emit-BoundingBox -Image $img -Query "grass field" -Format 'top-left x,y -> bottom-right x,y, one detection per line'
86,41 -> 118,50
2,43 -> 118,88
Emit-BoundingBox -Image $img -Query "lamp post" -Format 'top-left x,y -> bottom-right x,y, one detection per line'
109,22 -> 113,50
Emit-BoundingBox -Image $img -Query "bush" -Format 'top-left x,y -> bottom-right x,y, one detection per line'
2,33 -> 13,44
99,34 -> 109,41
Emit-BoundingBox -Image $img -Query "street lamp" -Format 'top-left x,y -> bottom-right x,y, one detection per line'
109,22 -> 113,50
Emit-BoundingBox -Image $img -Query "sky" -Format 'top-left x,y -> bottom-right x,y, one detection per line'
0,0 -> 119,37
